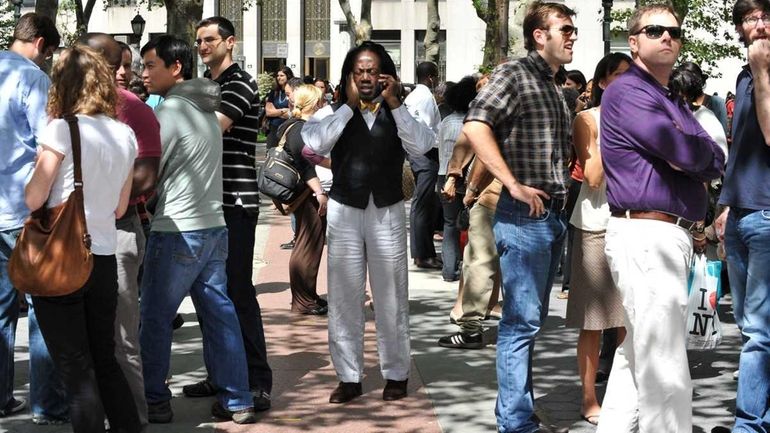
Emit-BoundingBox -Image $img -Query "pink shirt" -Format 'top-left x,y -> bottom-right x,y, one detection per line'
117,88 -> 161,204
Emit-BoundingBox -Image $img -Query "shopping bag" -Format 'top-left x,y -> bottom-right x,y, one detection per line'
685,254 -> 723,350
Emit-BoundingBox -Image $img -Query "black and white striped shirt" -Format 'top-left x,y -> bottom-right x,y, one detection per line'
208,64 -> 261,212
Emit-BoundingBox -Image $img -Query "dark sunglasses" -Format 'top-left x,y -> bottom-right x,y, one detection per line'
633,25 -> 683,40
551,25 -> 578,37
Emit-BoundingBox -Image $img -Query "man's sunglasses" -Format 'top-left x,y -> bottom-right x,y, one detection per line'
550,25 -> 578,37
633,25 -> 683,40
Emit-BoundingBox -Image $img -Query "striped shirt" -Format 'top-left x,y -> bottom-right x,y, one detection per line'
207,63 -> 261,211
465,51 -> 572,197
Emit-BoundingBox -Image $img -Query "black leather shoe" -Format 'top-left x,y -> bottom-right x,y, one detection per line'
303,305 -> 328,316
382,379 -> 408,401
329,382 -> 362,404
415,257 -> 442,269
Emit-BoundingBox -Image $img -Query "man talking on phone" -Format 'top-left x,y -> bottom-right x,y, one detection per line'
302,41 -> 436,404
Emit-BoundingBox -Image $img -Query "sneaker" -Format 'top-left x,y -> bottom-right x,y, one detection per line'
211,401 -> 257,424
0,398 -> 27,417
147,400 -> 173,424
437,331 -> 484,349
733,369 -> 740,380
31,414 -> 68,425
280,239 -> 295,250
182,379 -> 217,398
252,389 -> 271,412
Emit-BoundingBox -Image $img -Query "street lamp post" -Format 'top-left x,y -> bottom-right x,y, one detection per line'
11,0 -> 23,22
603,0 -> 613,55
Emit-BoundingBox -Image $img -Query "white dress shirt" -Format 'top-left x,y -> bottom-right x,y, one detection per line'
403,83 -> 441,148
301,102 -> 436,157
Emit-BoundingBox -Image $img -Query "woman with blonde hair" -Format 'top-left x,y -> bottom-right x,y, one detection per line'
276,84 -> 329,314
24,45 -> 140,432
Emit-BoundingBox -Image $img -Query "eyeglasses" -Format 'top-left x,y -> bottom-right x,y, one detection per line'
194,37 -> 223,48
743,14 -> 770,27
550,25 -> 578,37
633,25 -> 683,40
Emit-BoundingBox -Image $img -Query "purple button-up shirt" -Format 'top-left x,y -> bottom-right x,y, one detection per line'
601,63 -> 725,222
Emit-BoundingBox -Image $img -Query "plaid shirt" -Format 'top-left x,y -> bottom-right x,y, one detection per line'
465,51 -> 572,197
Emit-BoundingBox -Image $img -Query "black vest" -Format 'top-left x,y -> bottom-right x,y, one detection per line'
330,103 -> 405,209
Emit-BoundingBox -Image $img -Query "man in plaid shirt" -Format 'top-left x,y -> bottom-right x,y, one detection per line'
462,2 -> 577,432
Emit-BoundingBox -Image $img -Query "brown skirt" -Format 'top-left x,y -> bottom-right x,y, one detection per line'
565,228 -> 625,330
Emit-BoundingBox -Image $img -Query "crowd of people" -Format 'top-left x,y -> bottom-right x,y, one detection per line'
0,0 -> 768,432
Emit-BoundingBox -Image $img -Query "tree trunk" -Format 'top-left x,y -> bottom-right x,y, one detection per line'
164,0 -> 204,50
338,0 -> 372,46
472,0 -> 507,68
34,0 -> 58,24
424,0 -> 440,64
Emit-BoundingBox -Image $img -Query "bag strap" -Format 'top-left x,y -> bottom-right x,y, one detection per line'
64,115 -> 83,190
277,122 -> 299,151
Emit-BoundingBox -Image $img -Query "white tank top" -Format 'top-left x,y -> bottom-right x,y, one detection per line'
569,108 -> 610,231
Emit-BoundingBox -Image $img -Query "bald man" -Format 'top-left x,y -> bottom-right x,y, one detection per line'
77,33 -> 161,428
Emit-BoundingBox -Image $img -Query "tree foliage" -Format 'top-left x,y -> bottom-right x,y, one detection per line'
0,2 -> 14,50
611,0 -> 742,77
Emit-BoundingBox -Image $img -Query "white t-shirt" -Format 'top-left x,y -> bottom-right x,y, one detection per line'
40,114 -> 137,255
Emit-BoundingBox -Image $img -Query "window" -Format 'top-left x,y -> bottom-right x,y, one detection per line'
304,0 -> 330,79
371,30 -> 401,78
219,0 -> 244,62
414,30 -> 446,82
262,0 -> 287,71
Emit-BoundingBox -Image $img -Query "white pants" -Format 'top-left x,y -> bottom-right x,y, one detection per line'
597,217 -> 693,433
326,196 -> 410,383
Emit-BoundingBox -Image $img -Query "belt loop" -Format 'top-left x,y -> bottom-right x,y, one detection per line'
625,209 -> 630,219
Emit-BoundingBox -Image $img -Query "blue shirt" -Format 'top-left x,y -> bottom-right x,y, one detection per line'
719,67 -> 770,210
0,51 -> 51,230
601,63 -> 725,222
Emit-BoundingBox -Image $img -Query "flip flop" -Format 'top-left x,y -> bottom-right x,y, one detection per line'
581,414 -> 600,426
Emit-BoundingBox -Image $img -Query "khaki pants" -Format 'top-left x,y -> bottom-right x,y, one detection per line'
457,203 -> 501,333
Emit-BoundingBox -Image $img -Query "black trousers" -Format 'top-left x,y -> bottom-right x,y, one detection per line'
408,152 -> 440,260
33,255 -> 140,433
224,206 -> 273,393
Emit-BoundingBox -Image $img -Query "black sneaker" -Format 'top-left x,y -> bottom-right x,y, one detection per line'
252,389 -> 271,412
437,331 -> 484,349
31,414 -> 68,425
211,401 -> 257,424
280,239 -> 295,250
147,400 -> 173,424
182,379 -> 217,398
0,398 -> 27,417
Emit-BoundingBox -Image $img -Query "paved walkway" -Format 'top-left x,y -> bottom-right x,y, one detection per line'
4,199 -> 742,433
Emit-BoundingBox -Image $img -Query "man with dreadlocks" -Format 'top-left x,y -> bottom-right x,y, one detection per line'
302,41 -> 436,404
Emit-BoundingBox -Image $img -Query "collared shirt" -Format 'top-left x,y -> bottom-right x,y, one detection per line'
719,66 -> 770,210
601,63 -> 725,222
404,83 -> 440,148
464,51 -> 572,196
206,63 -> 261,211
301,103 -> 436,157
0,51 -> 51,230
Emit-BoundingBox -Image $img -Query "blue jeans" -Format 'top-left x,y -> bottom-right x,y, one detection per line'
139,228 -> 253,411
493,193 -> 567,433
725,208 -> 770,432
438,175 -> 463,281
0,228 -> 67,419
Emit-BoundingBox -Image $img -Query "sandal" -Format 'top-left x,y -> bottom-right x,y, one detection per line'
581,413 -> 600,426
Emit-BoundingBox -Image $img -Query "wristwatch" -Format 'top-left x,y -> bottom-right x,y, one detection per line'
691,221 -> 705,234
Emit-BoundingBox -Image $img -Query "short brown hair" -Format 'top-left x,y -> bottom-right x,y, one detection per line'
523,1 -> 576,51
627,3 -> 682,34
13,13 -> 60,51
47,45 -> 117,119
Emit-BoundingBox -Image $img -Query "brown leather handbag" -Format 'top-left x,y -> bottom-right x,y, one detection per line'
8,116 -> 93,297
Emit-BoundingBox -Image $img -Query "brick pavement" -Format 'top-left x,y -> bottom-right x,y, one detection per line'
3,198 -> 742,433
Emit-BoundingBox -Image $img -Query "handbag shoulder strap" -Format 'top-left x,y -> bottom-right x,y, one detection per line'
63,115 -> 83,190
277,122 -> 299,150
